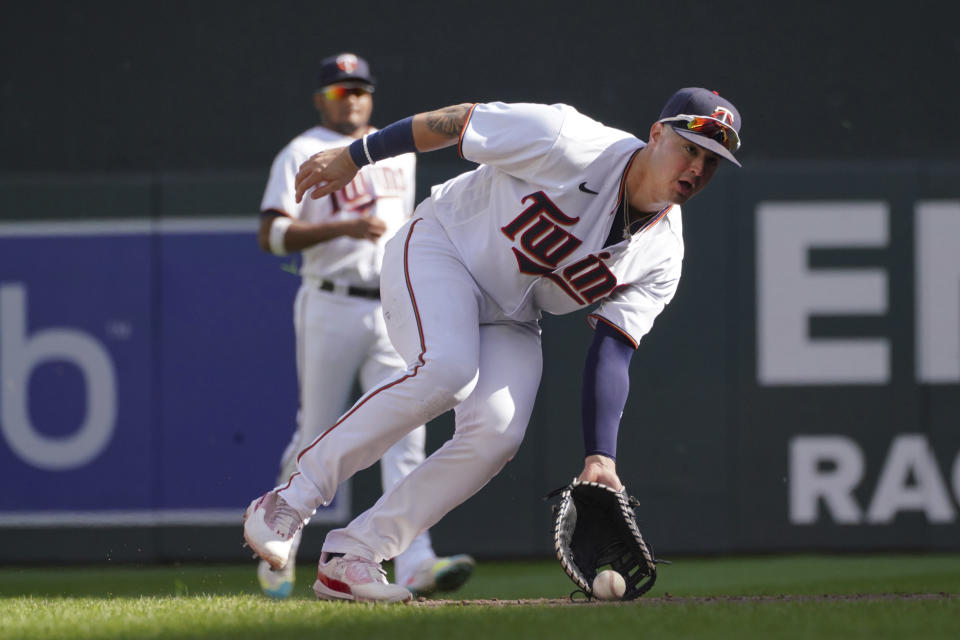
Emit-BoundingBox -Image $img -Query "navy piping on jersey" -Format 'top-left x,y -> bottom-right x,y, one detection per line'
588,314 -> 638,349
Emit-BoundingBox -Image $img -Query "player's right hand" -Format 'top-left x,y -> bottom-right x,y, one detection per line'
295,147 -> 359,203
346,216 -> 387,242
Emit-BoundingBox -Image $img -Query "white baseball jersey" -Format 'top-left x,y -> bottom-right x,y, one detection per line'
423,102 -> 684,347
261,125 -> 417,287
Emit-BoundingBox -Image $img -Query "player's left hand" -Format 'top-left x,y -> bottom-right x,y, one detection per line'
295,147 -> 359,203
578,454 -> 623,491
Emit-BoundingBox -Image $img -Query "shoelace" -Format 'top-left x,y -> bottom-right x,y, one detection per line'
342,556 -> 387,582
267,499 -> 302,539
356,559 -> 387,579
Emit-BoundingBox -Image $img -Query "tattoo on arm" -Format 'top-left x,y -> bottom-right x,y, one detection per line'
424,103 -> 473,137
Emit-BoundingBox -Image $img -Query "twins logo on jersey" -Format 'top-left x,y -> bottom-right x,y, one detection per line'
501,191 -> 618,304
333,166 -> 406,214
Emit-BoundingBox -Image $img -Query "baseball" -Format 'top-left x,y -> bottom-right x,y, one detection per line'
591,570 -> 626,600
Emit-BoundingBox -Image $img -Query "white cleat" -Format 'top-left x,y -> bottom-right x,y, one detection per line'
243,491 -> 304,570
313,553 -> 413,603
403,554 -> 476,598
258,558 -> 295,599
256,529 -> 301,599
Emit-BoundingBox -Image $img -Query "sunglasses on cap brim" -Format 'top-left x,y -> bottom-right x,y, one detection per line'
658,114 -> 741,154
317,83 -> 375,101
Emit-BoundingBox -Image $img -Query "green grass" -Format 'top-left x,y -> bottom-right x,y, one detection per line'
1,555 -> 959,640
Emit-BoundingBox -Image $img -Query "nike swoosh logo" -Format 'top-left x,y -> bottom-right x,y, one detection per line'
578,181 -> 599,195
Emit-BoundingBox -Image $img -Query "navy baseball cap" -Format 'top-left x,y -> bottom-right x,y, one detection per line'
316,53 -> 376,89
658,87 -> 742,167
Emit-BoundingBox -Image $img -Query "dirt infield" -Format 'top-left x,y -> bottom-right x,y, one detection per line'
410,592 -> 960,607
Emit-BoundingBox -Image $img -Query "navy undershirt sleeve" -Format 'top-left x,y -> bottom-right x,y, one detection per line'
581,322 -> 636,460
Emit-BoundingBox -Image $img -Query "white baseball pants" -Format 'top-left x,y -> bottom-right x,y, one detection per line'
276,275 -> 434,570
278,216 -> 543,564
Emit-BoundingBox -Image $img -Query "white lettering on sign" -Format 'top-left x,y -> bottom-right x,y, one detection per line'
915,201 -> 960,383
789,435 -> 864,524
866,434 -> 956,523
0,283 -> 118,470
758,200 -> 960,385
789,434 -> 958,525
756,202 -> 889,385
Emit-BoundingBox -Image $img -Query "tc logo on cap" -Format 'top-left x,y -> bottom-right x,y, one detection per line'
712,107 -> 735,126
336,54 -> 359,74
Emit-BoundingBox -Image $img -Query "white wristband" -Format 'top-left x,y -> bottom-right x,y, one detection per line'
268,216 -> 293,255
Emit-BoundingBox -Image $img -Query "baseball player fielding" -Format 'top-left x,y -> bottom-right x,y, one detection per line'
244,87 -> 743,603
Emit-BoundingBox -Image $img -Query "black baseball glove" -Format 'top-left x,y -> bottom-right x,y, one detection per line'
549,479 -> 659,600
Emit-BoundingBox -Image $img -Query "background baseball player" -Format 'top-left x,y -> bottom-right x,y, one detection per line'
255,52 -> 474,599
245,87 -> 742,602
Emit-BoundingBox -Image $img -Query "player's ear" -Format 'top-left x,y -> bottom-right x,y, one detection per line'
312,92 -> 324,113
648,121 -> 665,144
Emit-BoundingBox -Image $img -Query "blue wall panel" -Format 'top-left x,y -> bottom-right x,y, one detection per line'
0,227 -> 155,513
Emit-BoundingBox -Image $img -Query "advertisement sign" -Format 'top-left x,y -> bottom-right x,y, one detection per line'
0,219 -> 350,526
739,179 -> 960,549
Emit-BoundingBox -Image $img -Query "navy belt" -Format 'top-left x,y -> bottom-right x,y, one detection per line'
318,279 -> 380,300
